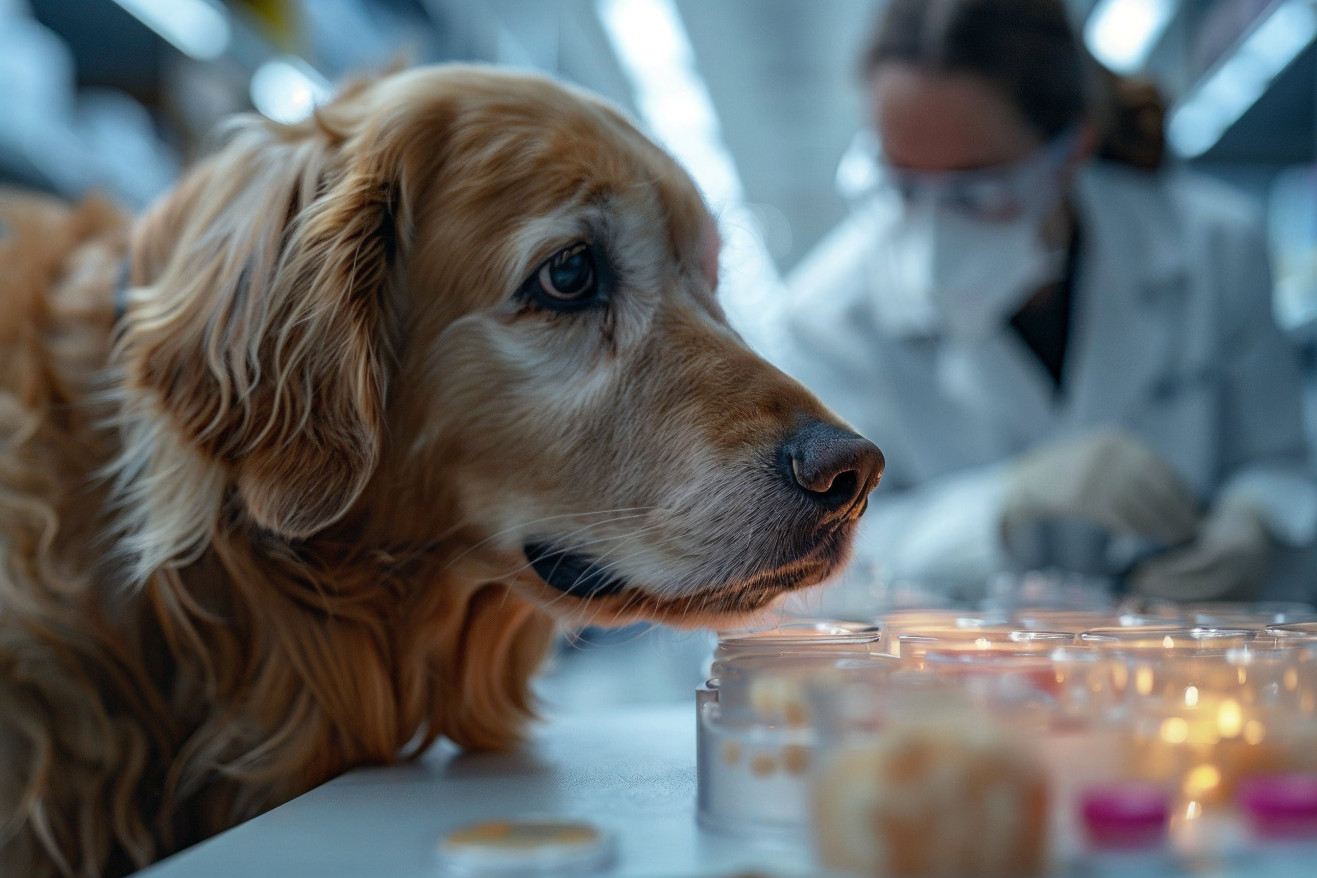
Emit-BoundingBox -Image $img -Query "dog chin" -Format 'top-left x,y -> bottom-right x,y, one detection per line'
520,523 -> 854,629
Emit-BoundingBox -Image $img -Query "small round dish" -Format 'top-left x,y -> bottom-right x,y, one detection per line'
715,620 -> 884,661
435,817 -> 615,876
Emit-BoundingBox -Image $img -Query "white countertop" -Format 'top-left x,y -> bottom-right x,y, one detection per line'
139,704 -> 809,878
138,699 -> 1317,878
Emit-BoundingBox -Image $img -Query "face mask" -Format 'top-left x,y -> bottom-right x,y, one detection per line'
849,126 -> 1080,338
878,199 -> 1068,339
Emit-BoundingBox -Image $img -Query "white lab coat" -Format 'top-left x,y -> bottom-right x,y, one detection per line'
779,161 -> 1317,599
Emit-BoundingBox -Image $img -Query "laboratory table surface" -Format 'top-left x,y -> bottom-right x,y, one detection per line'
139,703 -> 1317,878
139,704 -> 811,877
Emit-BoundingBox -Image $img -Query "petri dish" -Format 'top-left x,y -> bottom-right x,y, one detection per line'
715,620 -> 884,661
435,818 -> 615,876
1078,626 -> 1255,655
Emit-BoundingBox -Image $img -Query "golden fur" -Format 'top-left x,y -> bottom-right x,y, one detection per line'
0,66 -> 878,876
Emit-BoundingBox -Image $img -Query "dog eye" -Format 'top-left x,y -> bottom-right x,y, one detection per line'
528,244 -> 598,309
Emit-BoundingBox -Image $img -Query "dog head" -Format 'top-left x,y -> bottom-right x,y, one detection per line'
121,66 -> 882,628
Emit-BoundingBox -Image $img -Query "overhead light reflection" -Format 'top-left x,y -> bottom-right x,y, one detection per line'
596,0 -> 786,352
599,0 -> 694,77
1085,0 -> 1177,74
110,0 -> 230,61
596,0 -> 739,204
1169,0 -> 1317,158
250,58 -> 331,125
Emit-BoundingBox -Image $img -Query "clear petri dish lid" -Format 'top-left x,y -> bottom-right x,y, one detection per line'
879,608 -> 1010,631
1187,601 -> 1317,624
435,817 -> 615,876
1012,609 -> 1119,633
1267,621 -> 1317,642
1078,626 -> 1256,653
1015,608 -> 1179,630
715,620 -> 883,658
895,628 -> 1074,660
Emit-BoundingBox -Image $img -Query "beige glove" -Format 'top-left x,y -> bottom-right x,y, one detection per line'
1129,498 -> 1272,602
1003,429 -> 1201,545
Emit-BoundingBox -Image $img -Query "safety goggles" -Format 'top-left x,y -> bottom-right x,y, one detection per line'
836,127 -> 1080,222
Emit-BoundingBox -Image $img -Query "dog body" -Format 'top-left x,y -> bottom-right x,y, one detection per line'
0,66 -> 880,875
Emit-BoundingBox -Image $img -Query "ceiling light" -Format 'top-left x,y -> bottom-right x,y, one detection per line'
111,0 -> 230,61
1085,0 -> 1177,74
1168,0 -> 1317,158
250,57 -> 331,125
597,0 -> 788,352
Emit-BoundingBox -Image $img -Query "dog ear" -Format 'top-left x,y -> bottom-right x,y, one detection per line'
126,111 -> 403,539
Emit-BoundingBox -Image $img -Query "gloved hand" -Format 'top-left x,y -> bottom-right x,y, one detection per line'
1002,429 -> 1200,545
1129,497 -> 1272,602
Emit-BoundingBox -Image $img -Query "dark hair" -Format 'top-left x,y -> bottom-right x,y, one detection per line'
861,0 -> 1166,170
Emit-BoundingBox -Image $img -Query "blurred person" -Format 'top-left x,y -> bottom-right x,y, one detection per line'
780,0 -> 1316,602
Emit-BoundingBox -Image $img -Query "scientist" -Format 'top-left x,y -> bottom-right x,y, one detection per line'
781,0 -> 1316,601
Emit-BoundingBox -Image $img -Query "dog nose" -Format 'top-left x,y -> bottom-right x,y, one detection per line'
779,420 -> 884,514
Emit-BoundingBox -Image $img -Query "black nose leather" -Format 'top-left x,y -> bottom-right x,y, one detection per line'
780,421 -> 884,514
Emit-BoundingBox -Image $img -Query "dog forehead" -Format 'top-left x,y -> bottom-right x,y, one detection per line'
395,71 -> 702,210
378,68 -> 716,317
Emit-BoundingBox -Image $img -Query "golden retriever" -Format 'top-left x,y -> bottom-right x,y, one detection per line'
0,65 -> 882,876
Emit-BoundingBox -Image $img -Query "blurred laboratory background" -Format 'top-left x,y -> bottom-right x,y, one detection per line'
4,1 -> 1313,327
3,0 -> 1314,347
3,0 -> 1315,704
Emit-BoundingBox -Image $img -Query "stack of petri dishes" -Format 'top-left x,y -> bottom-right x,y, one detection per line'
695,592 -> 1317,876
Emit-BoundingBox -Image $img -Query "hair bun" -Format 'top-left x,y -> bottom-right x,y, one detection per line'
1093,66 -> 1167,171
